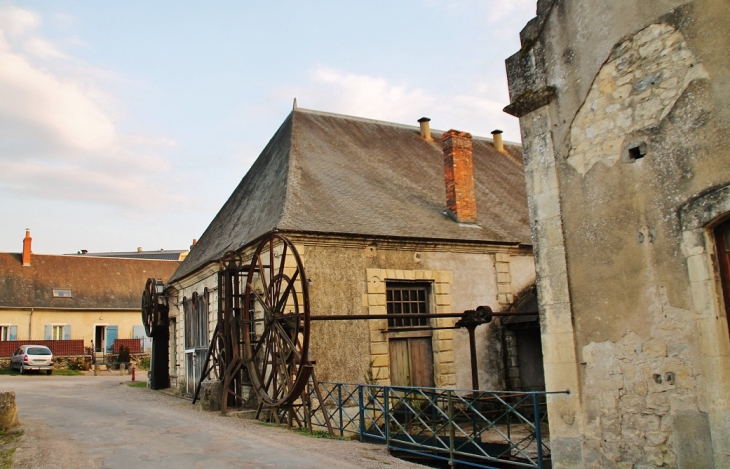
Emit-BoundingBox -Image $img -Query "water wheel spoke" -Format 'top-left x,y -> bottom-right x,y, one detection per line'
256,252 -> 270,308
273,320 -> 302,363
243,233 -> 310,407
273,269 -> 299,314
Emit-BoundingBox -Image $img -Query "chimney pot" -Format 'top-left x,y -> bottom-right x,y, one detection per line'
491,129 -> 505,153
442,130 -> 477,223
418,117 -> 433,141
137,247 -> 143,253
22,229 -> 32,267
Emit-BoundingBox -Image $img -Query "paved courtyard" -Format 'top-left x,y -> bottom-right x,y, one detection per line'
2,373 -> 425,469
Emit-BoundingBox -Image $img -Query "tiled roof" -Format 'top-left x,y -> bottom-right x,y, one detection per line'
0,253 -> 179,309
71,250 -> 188,261
171,108 -> 530,283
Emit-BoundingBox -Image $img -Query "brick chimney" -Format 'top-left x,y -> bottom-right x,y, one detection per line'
22,229 -> 32,266
442,130 -> 477,223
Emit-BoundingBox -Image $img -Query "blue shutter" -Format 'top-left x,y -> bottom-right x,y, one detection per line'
44,325 -> 52,340
9,326 -> 17,341
64,324 -> 71,340
106,325 -> 118,352
132,325 -> 145,338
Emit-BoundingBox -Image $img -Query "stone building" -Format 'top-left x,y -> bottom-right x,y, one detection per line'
164,106 -> 536,396
504,1 -> 730,467
0,230 -> 180,359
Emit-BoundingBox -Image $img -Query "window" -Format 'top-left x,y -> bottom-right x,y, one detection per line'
183,290 -> 209,349
45,324 -> 70,340
52,289 -> 72,298
0,325 -> 16,341
386,283 -> 430,328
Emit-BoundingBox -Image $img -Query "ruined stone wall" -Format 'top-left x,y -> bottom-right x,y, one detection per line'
506,1 -> 730,467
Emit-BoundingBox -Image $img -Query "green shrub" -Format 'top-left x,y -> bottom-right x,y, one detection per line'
139,356 -> 150,370
118,345 -> 131,364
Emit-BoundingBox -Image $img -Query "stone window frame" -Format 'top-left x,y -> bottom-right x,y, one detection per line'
678,183 -> 730,453
365,268 -> 456,387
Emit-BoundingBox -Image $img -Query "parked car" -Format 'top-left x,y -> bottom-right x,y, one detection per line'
10,345 -> 54,374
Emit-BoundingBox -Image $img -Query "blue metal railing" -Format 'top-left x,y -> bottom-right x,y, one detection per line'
306,382 -> 565,469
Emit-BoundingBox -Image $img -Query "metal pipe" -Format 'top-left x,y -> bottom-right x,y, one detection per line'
309,311 -> 537,321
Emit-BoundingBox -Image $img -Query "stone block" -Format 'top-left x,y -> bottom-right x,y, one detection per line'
495,262 -> 510,273
199,380 -> 223,412
533,188 -> 561,220
368,306 -> 386,316
641,340 -> 667,358
437,350 -> 455,364
542,302 -> 573,335
367,294 -> 384,306
370,342 -> 388,355
435,329 -> 453,341
495,253 -> 511,263
371,355 -> 389,368
0,391 -> 18,429
368,319 -> 387,331
370,330 -> 386,343
543,332 -> 578,364
435,294 -> 452,306
497,272 -> 511,284
674,412 -> 716,468
690,280 -> 712,315
681,229 -> 706,256
435,270 -> 453,284
437,339 -> 453,352
497,283 -> 512,294
367,278 -> 385,294
435,283 -> 450,294
687,255 -> 710,283
543,362 -> 581,394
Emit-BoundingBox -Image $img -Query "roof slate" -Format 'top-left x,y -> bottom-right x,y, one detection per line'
0,253 -> 180,309
171,108 -> 530,283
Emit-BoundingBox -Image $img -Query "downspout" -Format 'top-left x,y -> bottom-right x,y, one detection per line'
29,308 -> 33,340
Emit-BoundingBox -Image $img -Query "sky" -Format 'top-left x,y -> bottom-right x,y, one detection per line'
0,1 -> 536,255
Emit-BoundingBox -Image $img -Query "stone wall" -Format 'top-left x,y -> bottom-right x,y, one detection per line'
505,1 -> 730,467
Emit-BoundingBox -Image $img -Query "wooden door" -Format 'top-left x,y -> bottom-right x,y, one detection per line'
389,337 -> 434,387
714,218 -> 730,337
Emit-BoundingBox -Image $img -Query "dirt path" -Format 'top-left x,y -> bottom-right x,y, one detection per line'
1,374 -> 425,469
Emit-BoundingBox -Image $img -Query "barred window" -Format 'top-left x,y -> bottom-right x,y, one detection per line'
386,283 -> 430,328
183,290 -> 209,349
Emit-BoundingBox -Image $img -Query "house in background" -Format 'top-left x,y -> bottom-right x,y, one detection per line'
165,106 -> 537,396
0,230 -> 180,360
505,1 -> 730,467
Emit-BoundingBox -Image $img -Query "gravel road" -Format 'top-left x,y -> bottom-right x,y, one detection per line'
1,373 -> 426,469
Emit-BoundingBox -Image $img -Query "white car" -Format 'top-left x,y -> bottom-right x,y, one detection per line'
10,345 -> 55,374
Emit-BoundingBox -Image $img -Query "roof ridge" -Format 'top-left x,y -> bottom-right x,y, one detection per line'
294,107 -> 521,145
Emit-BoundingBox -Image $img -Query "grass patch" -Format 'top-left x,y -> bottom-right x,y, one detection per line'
293,427 -> 347,440
127,381 -> 148,388
0,429 -> 24,469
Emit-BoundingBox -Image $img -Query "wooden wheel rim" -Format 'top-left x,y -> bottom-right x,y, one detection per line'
243,233 -> 310,407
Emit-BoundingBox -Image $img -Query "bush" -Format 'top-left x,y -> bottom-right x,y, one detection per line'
117,345 -> 131,364
139,356 -> 150,370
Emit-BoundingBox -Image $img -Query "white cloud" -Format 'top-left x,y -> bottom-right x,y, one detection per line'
0,6 -> 186,212
283,67 -> 521,139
